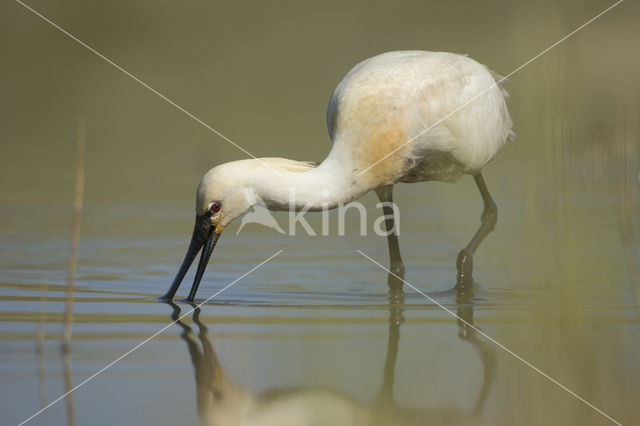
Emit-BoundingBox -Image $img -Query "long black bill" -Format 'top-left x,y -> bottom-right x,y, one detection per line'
186,227 -> 220,302
159,216 -> 221,302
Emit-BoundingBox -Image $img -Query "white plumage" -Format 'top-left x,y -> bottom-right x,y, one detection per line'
197,51 -> 513,219
163,50 -> 514,302
326,51 -> 513,184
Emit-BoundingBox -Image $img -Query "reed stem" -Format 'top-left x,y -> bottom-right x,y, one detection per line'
61,119 -> 85,351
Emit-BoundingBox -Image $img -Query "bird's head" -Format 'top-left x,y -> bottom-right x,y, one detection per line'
161,161 -> 261,303
195,163 -> 262,231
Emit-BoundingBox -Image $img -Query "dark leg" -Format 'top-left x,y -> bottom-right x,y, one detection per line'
455,303 -> 496,415
375,288 -> 404,406
456,173 -> 498,300
375,186 -> 405,290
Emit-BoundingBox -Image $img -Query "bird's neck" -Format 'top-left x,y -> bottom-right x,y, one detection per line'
253,154 -> 373,212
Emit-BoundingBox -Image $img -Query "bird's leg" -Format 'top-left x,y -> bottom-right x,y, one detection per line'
456,173 -> 498,301
455,303 -> 496,415
375,185 -> 405,291
375,287 -> 404,408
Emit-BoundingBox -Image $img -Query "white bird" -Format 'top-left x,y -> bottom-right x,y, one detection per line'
161,51 -> 514,302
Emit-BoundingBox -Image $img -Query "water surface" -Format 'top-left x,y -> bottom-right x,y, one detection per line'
1,0 -> 639,425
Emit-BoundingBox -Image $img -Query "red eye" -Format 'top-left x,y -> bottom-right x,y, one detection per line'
210,202 -> 221,213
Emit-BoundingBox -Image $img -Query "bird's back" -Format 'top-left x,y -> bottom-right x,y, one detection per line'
325,51 -> 514,185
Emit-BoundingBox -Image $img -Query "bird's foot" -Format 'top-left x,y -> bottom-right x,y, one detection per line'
455,248 -> 474,303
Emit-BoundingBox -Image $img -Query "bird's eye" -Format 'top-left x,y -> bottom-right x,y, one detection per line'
210,202 -> 221,213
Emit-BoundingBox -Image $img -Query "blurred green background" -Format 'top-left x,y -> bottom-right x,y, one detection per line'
1,0 -> 637,207
1,0 -> 639,425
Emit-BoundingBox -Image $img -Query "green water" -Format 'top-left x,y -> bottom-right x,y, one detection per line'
1,0 -> 639,425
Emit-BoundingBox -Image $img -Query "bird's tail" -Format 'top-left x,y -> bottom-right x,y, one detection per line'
486,67 -> 517,141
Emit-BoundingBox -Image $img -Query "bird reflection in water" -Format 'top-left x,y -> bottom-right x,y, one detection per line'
169,288 -> 495,426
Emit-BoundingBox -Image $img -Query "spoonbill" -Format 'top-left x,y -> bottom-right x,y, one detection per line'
161,50 -> 514,302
